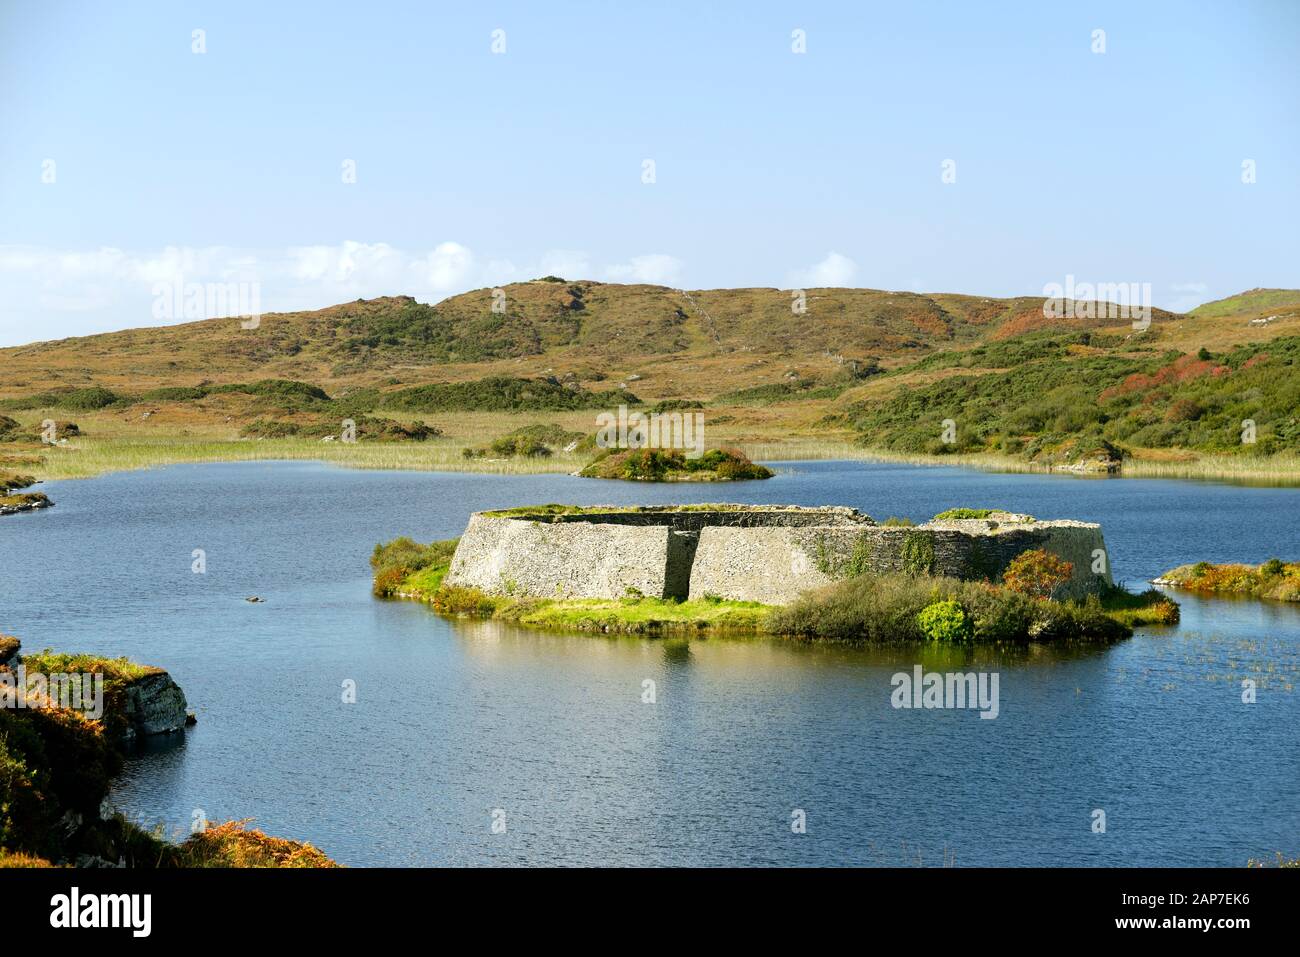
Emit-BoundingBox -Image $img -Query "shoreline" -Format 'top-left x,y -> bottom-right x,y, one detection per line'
18,434 -> 1300,489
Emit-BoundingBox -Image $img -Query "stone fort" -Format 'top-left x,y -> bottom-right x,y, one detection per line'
443,505 -> 1111,605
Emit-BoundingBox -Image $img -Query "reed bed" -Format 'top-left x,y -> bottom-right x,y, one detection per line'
17,431 -> 1300,487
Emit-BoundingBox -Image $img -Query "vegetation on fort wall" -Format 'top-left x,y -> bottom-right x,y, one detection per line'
932,507 -> 1034,522
1157,559 -> 1300,602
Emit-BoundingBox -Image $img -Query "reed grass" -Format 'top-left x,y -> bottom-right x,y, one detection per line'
13,413 -> 1300,487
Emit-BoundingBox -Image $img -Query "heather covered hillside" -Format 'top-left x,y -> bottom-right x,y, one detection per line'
1,280 -> 1297,482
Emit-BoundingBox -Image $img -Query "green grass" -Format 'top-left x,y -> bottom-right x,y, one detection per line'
1098,586 -> 1181,626
1189,289 -> 1300,318
931,507 -> 1034,521
19,650 -> 162,682
432,586 -> 773,635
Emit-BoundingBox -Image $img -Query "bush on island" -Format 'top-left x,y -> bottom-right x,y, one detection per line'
916,599 -> 974,641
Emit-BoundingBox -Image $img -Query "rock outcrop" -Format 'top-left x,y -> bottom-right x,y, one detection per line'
0,637 -> 190,743
120,671 -> 190,742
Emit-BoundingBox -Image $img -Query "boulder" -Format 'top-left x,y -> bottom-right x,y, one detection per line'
121,672 -> 190,742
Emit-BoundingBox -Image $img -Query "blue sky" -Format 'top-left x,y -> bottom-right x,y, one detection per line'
1,0 -> 1296,345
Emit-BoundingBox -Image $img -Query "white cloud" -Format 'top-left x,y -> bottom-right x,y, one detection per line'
603,253 -> 684,285
412,241 -> 474,290
791,251 -> 858,288
0,243 -> 689,346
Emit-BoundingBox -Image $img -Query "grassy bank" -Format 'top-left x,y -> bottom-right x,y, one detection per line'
436,587 -> 773,634
1156,559 -> 1300,602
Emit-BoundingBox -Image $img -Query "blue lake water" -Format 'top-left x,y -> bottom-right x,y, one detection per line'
1,459 -> 1297,866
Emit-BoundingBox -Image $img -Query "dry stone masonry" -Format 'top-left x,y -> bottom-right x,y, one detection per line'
443,505 -> 1112,605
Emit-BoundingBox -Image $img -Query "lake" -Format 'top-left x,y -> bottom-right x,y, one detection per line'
1,459 -> 1297,866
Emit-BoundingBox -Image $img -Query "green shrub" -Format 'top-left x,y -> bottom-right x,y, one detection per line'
579,447 -> 772,481
916,599 -> 974,641
213,379 -> 330,403
370,536 -> 458,575
648,399 -> 704,413
139,386 -> 211,402
386,376 -> 639,413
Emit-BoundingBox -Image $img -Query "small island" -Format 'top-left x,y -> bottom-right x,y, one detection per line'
1154,559 -> 1300,602
372,504 -> 1176,642
578,447 -> 773,481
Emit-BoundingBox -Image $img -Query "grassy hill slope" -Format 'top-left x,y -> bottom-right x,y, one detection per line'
2,280 -> 1297,483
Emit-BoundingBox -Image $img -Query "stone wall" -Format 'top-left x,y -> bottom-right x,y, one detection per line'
445,512 -> 680,599
688,519 -> 1111,604
443,506 -> 1113,605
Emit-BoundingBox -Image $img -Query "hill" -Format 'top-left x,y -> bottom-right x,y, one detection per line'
1189,288 -> 1300,320
0,279 -> 1190,401
1,280 -> 1297,484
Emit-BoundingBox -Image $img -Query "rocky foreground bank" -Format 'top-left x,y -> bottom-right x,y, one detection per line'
0,635 -> 336,868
